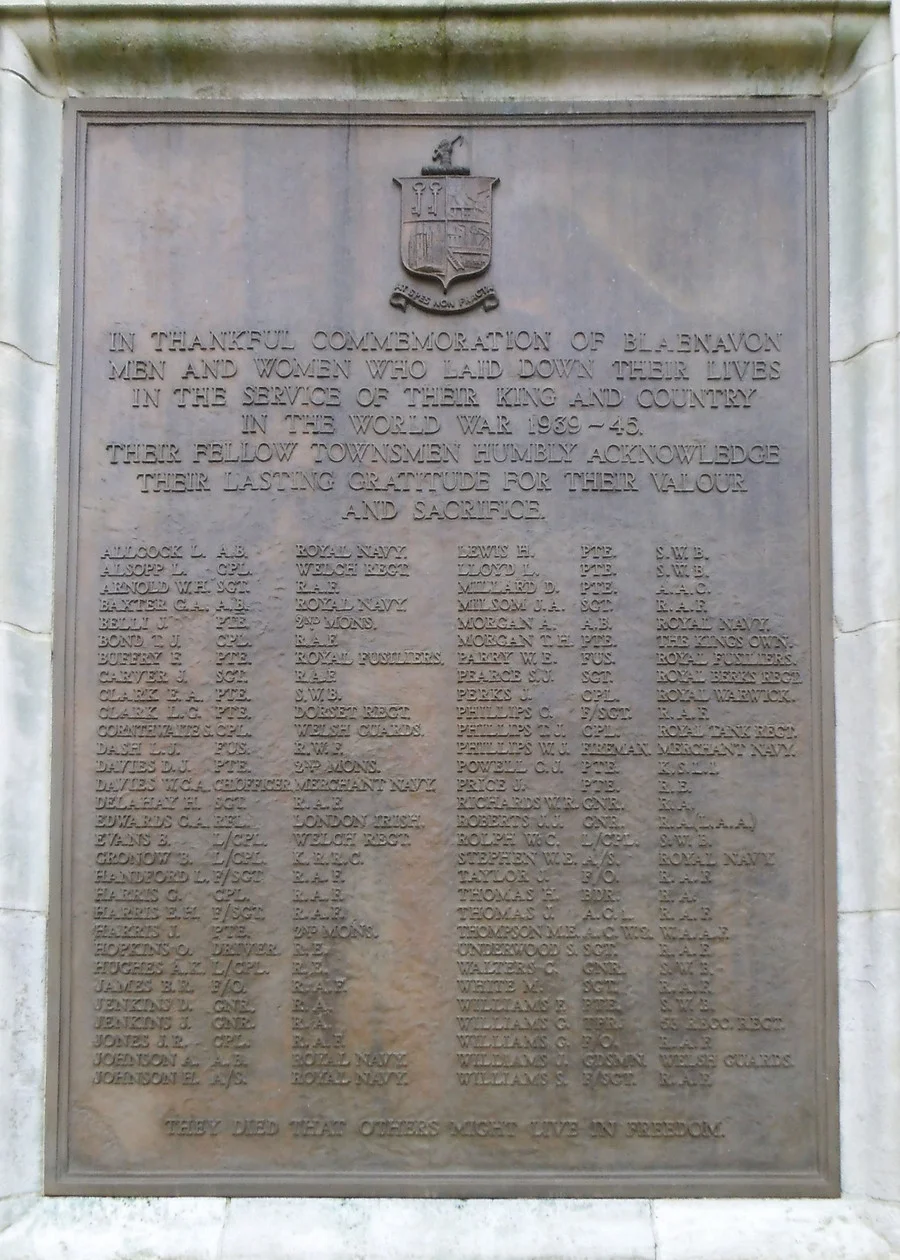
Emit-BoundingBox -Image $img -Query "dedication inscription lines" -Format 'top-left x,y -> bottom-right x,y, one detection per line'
50,106 -> 835,1196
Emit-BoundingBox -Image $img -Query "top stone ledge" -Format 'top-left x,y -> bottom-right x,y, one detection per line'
1,0 -> 888,99
0,0 -> 891,12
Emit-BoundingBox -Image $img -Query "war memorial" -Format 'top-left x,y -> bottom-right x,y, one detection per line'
0,0 -> 898,1255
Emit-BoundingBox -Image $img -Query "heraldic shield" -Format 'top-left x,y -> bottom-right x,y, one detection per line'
395,174 -> 499,293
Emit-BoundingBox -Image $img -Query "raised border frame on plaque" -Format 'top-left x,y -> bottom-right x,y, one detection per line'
49,103 -> 831,1194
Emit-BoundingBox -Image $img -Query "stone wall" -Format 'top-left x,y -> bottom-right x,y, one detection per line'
1,3 -> 899,1254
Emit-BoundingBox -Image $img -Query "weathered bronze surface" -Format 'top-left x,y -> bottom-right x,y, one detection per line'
48,102 -> 837,1196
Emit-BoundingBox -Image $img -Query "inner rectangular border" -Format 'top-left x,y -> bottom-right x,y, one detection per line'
46,98 -> 836,1198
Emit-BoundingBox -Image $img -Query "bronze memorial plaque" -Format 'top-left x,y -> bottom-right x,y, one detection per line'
48,103 -> 837,1196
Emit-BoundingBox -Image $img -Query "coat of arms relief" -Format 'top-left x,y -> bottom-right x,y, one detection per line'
391,137 -> 500,314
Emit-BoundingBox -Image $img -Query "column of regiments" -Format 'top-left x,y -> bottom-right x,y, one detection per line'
291,540 -> 421,1090
654,543 -> 803,1086
654,542 -> 721,1087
